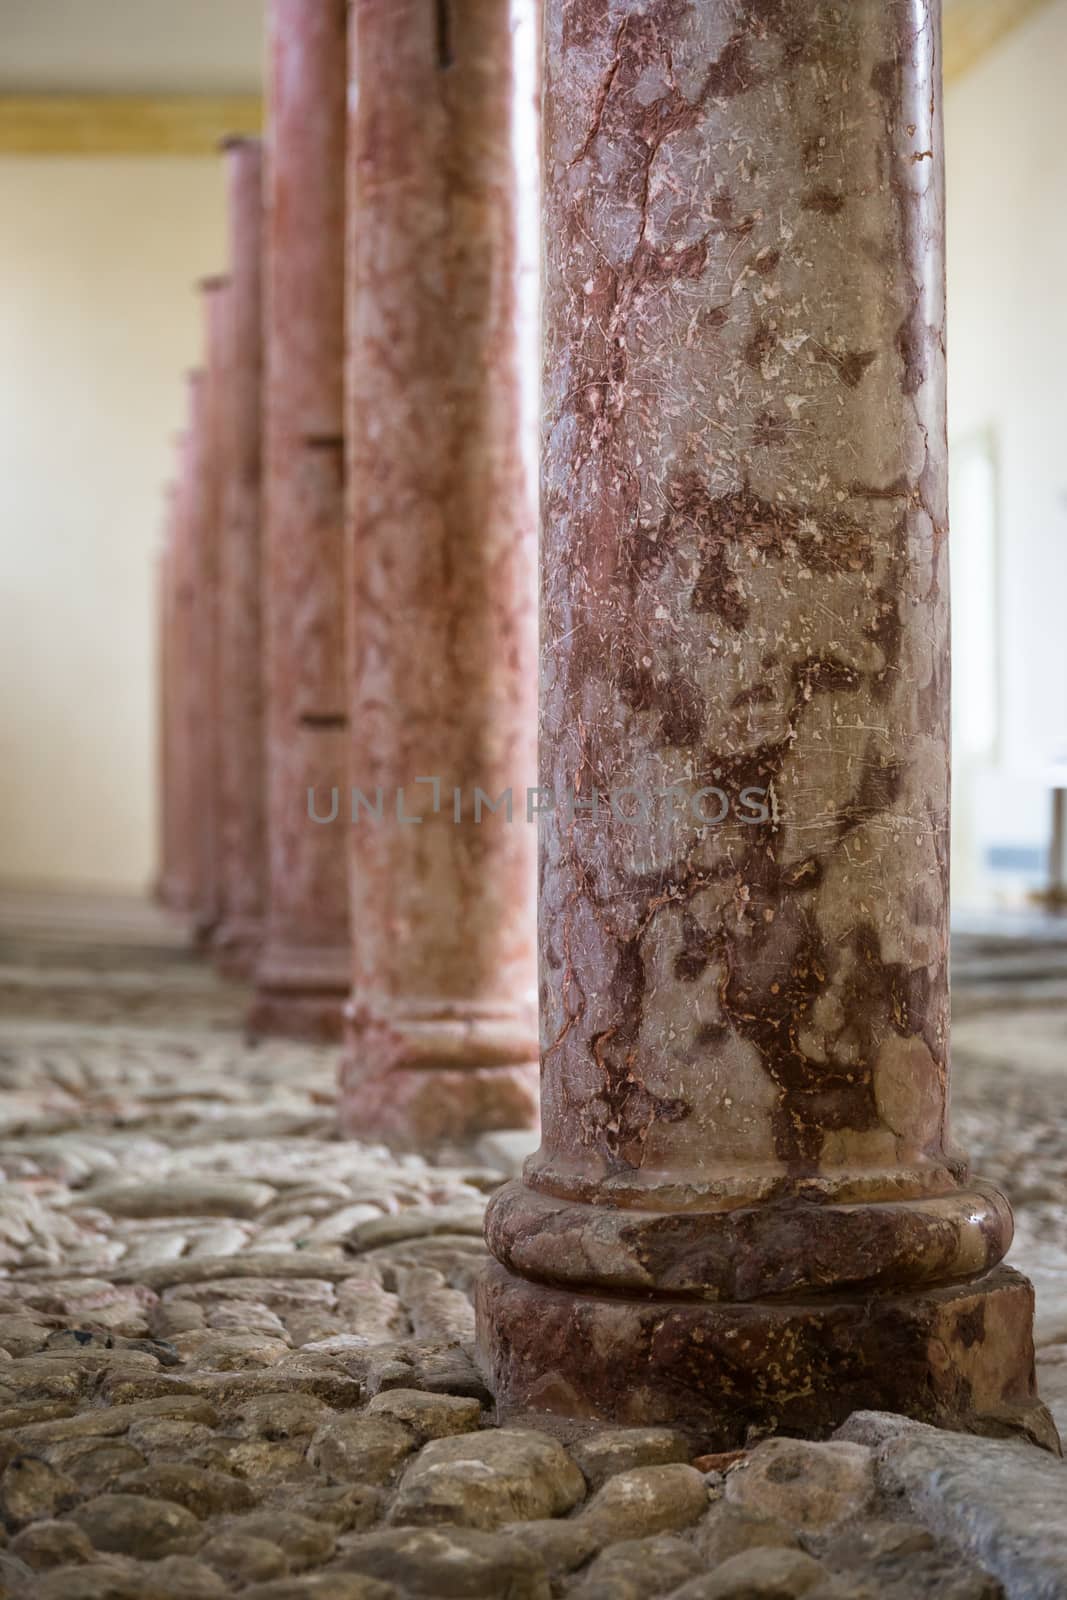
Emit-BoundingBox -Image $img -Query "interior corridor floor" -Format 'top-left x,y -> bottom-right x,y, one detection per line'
0,887 -> 1066,1599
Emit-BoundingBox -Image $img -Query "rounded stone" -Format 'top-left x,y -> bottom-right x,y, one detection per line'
33,1565 -> 149,1600
228,1511 -> 336,1571
365,1388 -> 482,1441
242,1577 -> 399,1600
577,1465 -> 709,1542
724,1439 -> 875,1529
388,1428 -> 586,1531
68,1492 -> 200,1559
113,1463 -> 256,1517
672,1548 -> 828,1599
9,1518 -> 95,1571
577,1534 -> 704,1599
199,1530 -> 290,1585
147,1555 -> 229,1596
694,1505 -> 800,1567
338,1526 -> 551,1600
43,1442 -> 147,1496
569,1427 -> 693,1490
307,1414 -> 417,1485
0,1453 -> 79,1528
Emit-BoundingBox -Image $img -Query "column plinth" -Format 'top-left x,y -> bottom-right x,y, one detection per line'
479,1265 -> 1050,1447
478,0 -> 1054,1447
339,0 -> 539,1144
341,1001 -> 541,1149
250,0 -> 350,1040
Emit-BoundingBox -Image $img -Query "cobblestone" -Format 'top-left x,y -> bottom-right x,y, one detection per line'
0,908 -> 1065,1596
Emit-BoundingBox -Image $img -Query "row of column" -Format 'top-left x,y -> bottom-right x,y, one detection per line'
158,0 -> 540,1144
156,0 -> 1049,1447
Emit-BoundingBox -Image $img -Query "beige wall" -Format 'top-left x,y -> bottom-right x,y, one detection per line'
0,0 -> 264,94
0,157 -> 226,891
2,6 -> 1063,899
945,0 -> 1067,902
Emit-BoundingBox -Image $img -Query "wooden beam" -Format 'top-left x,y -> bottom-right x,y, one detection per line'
0,95 -> 263,156
943,0 -> 1057,83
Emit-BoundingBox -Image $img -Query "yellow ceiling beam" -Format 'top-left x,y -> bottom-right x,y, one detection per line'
0,95 -> 263,156
943,0 -> 1057,82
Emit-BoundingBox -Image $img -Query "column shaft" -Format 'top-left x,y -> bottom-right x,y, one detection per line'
170,394 -> 202,922
479,0 -> 1051,1446
188,302 -> 226,944
215,140 -> 267,977
251,0 -> 350,1040
156,483 -> 178,908
340,0 -> 540,1145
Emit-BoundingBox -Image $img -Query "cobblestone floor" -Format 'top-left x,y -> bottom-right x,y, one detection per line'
0,892 -> 1066,1600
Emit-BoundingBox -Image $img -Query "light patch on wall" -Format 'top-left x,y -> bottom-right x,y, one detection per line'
944,0 -> 1058,81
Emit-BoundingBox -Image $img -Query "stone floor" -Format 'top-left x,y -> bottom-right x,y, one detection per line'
1,889 -> 1066,1600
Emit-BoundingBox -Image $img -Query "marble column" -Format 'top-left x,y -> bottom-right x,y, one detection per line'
156,480 -> 178,907
169,398 -> 202,923
159,460 -> 197,917
250,0 -> 350,1040
478,0 -> 1052,1446
188,304 -> 226,944
214,139 -> 267,978
340,0 -> 539,1145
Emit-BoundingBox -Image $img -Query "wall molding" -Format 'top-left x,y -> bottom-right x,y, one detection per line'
944,0 -> 1057,82
0,95 -> 262,156
0,3 -> 1054,155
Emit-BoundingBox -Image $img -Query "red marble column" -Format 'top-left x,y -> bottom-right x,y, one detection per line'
478,0 -> 1052,1446
168,399 -> 202,922
250,0 -> 350,1040
214,139 -> 267,978
186,312 -> 226,944
339,0 -> 540,1146
156,480 -> 178,907
158,460 -> 196,917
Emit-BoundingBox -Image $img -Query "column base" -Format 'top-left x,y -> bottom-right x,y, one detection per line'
476,1262 -> 1059,1452
211,917 -> 262,981
248,940 -> 350,1043
339,1003 -> 539,1145
246,987 -> 347,1044
158,874 -> 192,913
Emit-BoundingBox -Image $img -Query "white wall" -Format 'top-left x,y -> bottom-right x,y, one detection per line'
0,0 -> 265,94
0,10 -> 1062,899
945,0 -> 1067,904
0,158 -> 226,891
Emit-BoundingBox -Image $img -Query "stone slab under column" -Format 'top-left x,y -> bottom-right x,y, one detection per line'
478,1263 -> 1056,1450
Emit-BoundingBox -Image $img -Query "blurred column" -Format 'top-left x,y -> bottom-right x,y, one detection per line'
156,478 -> 178,907
189,289 -> 228,945
250,0 -> 350,1039
478,0 -> 1052,1446
340,0 -> 539,1144
214,139 -> 267,977
168,395 -> 202,923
